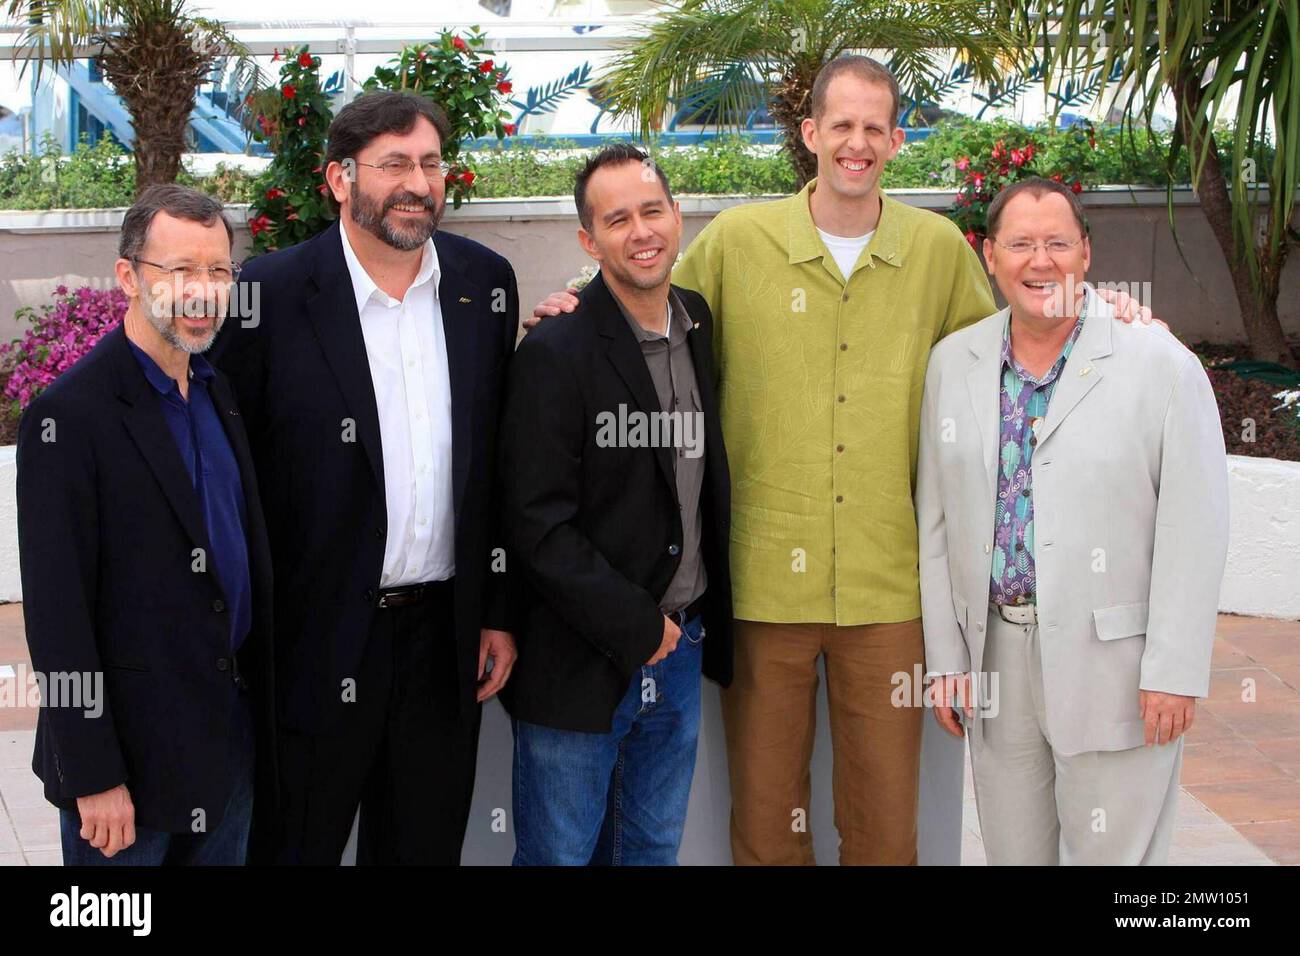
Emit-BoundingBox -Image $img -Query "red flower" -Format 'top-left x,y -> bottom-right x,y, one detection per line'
479,60 -> 494,73
1051,173 -> 1064,183
460,170 -> 476,185
298,52 -> 314,68
998,164 -> 1010,176
1023,143 -> 1035,161
973,173 -> 984,189
503,123 -> 516,136
265,187 -> 286,200
964,230 -> 978,249
286,212 -> 300,221
497,80 -> 512,94
452,36 -> 467,51
248,214 -> 273,237
445,171 -> 457,188
298,117 -> 307,126
317,183 -> 329,194
1071,180 -> 1083,194
955,156 -> 969,171
1010,148 -> 1024,167
991,140 -> 1005,160
271,48 -> 281,62
282,84 -> 296,99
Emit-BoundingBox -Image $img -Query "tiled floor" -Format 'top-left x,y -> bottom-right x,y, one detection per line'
1,604 -> 1296,865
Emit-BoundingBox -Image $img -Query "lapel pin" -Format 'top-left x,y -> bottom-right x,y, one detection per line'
1079,365 -> 1093,377
693,321 -> 700,330
458,296 -> 472,304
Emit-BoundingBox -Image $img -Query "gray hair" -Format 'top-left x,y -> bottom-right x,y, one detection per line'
119,184 -> 233,261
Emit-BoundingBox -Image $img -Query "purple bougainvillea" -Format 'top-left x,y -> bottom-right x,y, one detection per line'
1,285 -> 127,418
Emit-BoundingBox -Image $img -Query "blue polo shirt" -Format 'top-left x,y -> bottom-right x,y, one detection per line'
128,340 -> 252,652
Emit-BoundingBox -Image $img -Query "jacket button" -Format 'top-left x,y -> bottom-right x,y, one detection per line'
217,657 -> 230,672
212,599 -> 225,612
668,544 -> 680,556
363,588 -> 376,603
375,526 -> 385,539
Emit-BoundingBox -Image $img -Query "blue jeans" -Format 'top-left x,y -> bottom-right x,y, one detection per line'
60,691 -> 255,866
512,614 -> 705,866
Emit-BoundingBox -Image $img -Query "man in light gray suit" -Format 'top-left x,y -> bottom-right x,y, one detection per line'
916,176 -> 1229,865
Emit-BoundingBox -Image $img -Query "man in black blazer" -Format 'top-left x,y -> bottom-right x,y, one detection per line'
499,145 -> 732,865
212,91 -> 518,865
17,184 -> 275,865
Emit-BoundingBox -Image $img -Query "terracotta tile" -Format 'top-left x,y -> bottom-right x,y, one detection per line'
1233,820 -> 1300,865
1272,665 -> 1300,694
1181,740 -> 1287,786
1204,668 -> 1299,709
1221,629 -> 1300,668
1252,737 -> 1300,776
1188,777 -> 1300,825
1174,789 -> 1224,829
1209,701 -> 1300,739
0,707 -> 38,732
1184,707 -> 1237,744
1210,639 -> 1254,669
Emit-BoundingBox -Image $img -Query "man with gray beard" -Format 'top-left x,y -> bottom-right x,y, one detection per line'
213,90 -> 520,864
17,184 -> 276,864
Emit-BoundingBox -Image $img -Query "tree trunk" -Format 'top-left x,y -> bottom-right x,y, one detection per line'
98,21 -> 209,195
768,72 -> 818,190
1176,76 -> 1295,365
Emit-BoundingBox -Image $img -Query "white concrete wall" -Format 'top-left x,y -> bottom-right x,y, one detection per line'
1221,454 -> 1300,620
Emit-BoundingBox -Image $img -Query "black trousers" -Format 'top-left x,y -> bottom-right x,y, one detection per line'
273,581 -> 481,865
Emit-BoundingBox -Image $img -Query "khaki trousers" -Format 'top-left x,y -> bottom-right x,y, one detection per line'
720,618 -> 924,865
969,609 -> 1183,865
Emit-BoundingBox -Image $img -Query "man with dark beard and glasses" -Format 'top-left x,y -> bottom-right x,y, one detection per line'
212,91 -> 520,864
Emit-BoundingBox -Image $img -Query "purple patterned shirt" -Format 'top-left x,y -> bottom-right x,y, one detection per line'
988,309 -> 1086,606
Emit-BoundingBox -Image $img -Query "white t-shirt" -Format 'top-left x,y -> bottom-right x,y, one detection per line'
816,227 -> 875,280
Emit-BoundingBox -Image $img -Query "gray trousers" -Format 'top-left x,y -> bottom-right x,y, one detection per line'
968,608 -> 1183,865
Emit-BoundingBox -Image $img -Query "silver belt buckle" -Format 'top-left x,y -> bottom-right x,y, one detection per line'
997,602 -> 1037,625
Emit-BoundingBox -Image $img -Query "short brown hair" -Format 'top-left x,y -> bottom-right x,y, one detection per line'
986,176 -> 1089,238
119,184 -> 233,260
573,142 -> 674,233
323,91 -> 454,213
811,55 -> 901,129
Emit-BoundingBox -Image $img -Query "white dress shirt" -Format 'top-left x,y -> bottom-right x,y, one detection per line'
339,222 -> 455,587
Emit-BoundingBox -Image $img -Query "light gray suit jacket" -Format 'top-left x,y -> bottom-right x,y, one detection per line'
916,287 -> 1229,754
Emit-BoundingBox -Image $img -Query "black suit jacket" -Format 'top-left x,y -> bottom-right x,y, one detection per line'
211,220 -> 519,734
16,324 -> 277,835
498,272 -> 733,733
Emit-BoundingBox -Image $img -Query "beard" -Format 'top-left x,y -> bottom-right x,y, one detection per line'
350,181 -> 443,251
136,278 -> 226,355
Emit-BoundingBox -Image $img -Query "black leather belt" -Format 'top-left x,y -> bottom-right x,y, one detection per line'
376,579 -> 453,609
665,593 -> 707,628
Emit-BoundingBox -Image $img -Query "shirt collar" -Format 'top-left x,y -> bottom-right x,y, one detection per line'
787,177 -> 904,269
609,285 -> 685,344
338,219 -> 440,316
127,337 -> 213,395
1000,295 -> 1089,384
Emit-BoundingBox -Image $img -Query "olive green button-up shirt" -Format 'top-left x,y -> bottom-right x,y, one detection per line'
671,178 -> 996,625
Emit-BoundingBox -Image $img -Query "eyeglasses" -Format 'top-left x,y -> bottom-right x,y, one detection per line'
354,158 -> 453,181
993,237 -> 1084,256
131,258 -> 241,282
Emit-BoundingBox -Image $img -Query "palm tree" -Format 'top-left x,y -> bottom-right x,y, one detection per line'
599,0 -> 1016,188
6,0 -> 260,192
1001,1 -> 1297,365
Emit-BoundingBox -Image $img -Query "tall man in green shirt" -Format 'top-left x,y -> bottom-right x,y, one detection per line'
529,55 -> 1154,865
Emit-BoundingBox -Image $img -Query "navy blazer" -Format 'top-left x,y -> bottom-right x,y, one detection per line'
17,324 -> 277,835
212,219 -> 520,734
